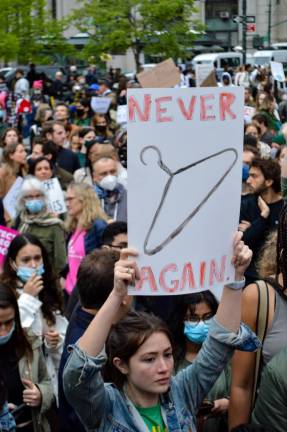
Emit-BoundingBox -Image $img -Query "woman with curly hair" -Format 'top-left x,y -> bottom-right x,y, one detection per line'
64,182 -> 108,296
1,233 -> 67,399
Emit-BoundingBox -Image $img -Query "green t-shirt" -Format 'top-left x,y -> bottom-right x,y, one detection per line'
136,404 -> 167,432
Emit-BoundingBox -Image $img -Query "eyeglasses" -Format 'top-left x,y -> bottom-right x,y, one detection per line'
185,313 -> 213,326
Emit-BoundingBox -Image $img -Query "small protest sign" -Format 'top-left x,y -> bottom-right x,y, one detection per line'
195,64 -> 215,87
0,226 -> 18,268
244,105 -> 255,123
127,87 -> 244,296
91,96 -> 112,114
200,70 -> 218,87
117,105 -> 127,125
42,178 -> 67,214
270,61 -> 285,82
3,177 -> 23,219
137,58 -> 180,88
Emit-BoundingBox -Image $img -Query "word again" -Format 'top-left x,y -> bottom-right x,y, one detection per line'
134,255 -> 227,294
128,93 -> 237,123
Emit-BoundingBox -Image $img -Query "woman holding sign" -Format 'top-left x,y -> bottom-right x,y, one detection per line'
15,176 -> 66,275
0,142 -> 28,224
63,234 -> 260,432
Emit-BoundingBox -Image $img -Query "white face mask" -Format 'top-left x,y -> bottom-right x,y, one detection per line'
99,175 -> 118,191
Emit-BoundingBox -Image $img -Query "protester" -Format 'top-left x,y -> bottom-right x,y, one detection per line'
93,156 -> 127,222
174,291 -> 230,431
63,234 -> 259,432
15,176 -> 66,274
229,207 -> 287,428
239,158 -> 283,284
41,140 -> 73,190
1,233 -> 67,400
64,221 -> 128,319
58,249 -> 120,432
64,182 -> 108,297
0,143 -> 28,223
0,284 -> 53,431
42,121 -> 80,174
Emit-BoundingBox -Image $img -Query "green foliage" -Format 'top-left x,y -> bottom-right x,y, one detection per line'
70,0 -> 204,71
0,0 -> 73,64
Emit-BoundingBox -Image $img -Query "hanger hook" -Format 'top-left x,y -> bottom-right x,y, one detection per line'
140,146 -> 163,166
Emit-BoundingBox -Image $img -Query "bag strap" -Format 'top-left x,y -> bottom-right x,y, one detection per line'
252,280 -> 269,406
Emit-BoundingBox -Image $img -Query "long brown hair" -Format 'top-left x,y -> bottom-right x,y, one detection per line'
0,283 -> 32,360
103,311 -> 173,389
2,142 -> 27,176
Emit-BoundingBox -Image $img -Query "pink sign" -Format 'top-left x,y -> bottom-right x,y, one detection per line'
0,226 -> 19,269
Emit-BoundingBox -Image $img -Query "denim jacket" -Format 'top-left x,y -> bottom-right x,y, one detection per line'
63,318 -> 260,432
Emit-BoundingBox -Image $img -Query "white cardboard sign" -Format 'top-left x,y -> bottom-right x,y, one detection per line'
195,64 -> 215,87
127,87 -> 244,296
3,177 -> 23,219
42,178 -> 67,214
91,96 -> 112,114
270,61 -> 285,82
117,105 -> 127,124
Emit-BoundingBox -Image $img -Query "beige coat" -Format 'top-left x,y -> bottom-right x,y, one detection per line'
18,336 -> 54,432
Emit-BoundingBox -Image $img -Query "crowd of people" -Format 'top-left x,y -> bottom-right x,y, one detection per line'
0,60 -> 286,432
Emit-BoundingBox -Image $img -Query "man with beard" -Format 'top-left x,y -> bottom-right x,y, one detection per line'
239,157 -> 283,284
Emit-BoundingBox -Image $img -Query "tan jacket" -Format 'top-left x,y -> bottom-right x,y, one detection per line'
19,336 -> 54,432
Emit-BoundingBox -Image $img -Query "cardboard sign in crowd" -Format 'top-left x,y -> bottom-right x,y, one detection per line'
127,87 -> 244,296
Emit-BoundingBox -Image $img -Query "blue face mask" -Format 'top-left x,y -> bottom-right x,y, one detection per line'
0,322 -> 15,346
242,163 -> 249,182
16,264 -> 45,283
25,199 -> 45,214
184,319 -> 211,344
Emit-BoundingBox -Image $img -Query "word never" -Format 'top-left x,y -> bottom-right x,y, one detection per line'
129,93 -> 237,123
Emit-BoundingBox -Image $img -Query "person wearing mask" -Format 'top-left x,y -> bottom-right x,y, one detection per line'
229,208 -> 287,429
15,176 -> 66,275
174,291 -> 230,432
91,113 -> 114,140
42,121 -> 80,174
58,249 -> 120,432
64,182 -> 108,297
1,233 -> 67,404
73,98 -> 91,127
239,157 -> 283,284
63,235 -> 259,432
0,285 -> 53,431
93,156 -> 127,222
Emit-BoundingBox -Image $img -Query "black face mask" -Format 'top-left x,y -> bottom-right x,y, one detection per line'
76,108 -> 85,117
96,125 -> 106,133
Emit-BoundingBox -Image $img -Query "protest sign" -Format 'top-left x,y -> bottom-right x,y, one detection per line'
0,226 -> 18,268
128,87 -> 244,296
91,96 -> 112,114
43,178 -> 67,214
137,58 -> 180,88
270,61 -> 285,82
195,64 -> 215,87
117,105 -> 127,125
200,70 -> 218,87
3,177 -> 23,219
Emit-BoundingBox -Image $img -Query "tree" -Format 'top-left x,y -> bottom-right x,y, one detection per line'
70,0 -> 204,71
0,0 -> 73,65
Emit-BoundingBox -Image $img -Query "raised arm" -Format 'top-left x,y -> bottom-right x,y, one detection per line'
77,248 -> 139,356
215,231 -> 252,332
